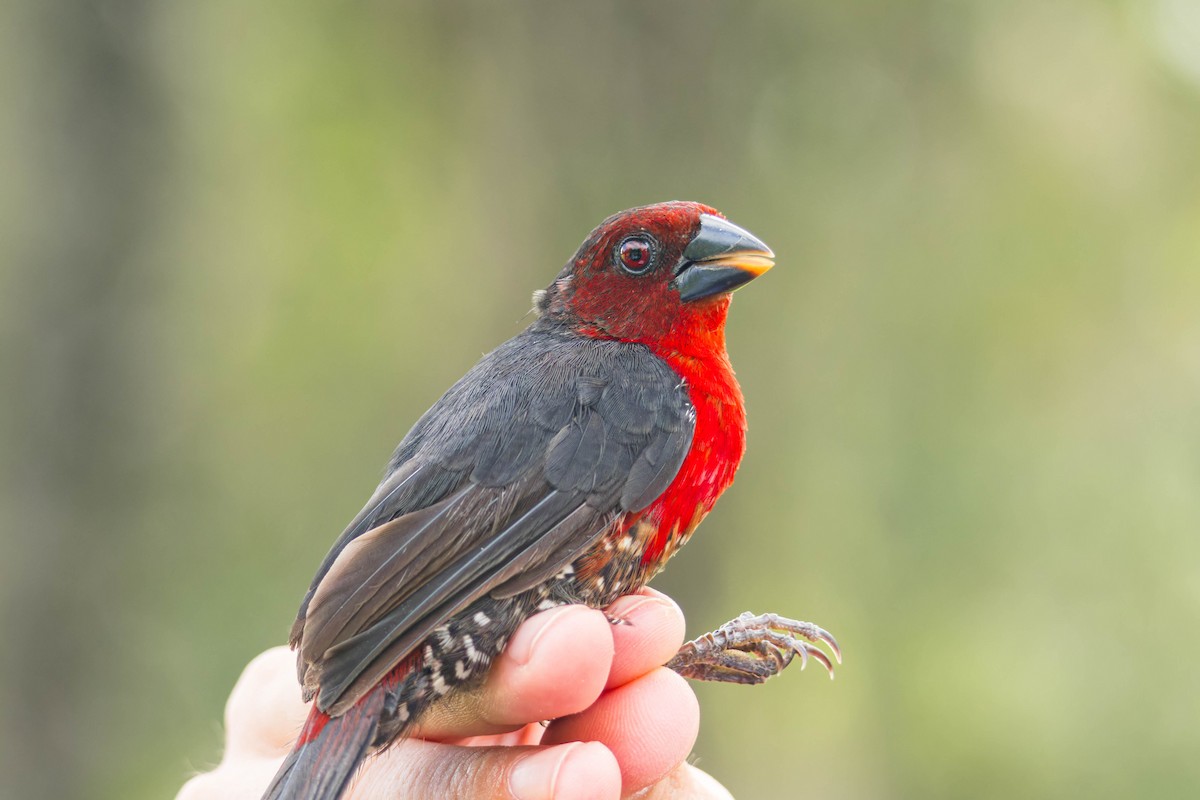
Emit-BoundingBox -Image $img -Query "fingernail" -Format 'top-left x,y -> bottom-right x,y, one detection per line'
509,742 -> 583,800
605,594 -> 675,625
506,605 -> 581,666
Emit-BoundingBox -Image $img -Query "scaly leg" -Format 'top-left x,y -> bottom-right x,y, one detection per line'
666,612 -> 841,684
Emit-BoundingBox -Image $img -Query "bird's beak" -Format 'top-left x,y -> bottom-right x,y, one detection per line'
674,214 -> 775,303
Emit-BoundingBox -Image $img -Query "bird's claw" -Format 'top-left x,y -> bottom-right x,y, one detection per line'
665,611 -> 841,685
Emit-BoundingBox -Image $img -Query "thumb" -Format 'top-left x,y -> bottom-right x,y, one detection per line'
350,739 -> 621,800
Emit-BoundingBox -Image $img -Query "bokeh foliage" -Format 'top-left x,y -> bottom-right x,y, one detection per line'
2,2 -> 1199,798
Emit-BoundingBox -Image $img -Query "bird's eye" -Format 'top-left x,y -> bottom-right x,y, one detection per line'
617,236 -> 655,275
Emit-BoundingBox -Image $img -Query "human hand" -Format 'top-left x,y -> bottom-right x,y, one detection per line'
178,588 -> 734,800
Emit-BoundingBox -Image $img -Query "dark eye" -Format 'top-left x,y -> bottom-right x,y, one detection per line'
617,236 -> 656,275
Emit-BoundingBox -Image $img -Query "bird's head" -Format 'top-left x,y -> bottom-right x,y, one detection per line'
534,201 -> 774,353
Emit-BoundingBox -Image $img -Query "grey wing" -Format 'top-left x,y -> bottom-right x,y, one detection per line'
289,332 -> 694,715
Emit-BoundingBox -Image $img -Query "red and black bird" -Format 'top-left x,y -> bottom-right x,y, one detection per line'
266,202 -> 839,800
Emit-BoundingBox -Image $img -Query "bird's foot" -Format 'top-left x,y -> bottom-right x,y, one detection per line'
665,611 -> 841,684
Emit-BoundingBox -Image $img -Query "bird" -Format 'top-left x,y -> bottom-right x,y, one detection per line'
264,201 -> 840,800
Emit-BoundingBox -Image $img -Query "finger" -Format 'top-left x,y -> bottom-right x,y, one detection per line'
414,605 -> 614,741
350,738 -> 621,800
604,589 -> 686,689
456,722 -> 548,748
176,757 -> 286,800
629,763 -> 735,800
224,647 -> 308,759
541,668 -> 699,797
175,740 -> 629,800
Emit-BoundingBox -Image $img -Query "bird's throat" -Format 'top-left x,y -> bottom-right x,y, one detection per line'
638,306 -> 747,567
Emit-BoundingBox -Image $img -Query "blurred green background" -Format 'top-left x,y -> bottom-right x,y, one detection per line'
3,1 -> 1199,798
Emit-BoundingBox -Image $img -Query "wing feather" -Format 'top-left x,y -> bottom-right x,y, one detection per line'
292,327 -> 694,713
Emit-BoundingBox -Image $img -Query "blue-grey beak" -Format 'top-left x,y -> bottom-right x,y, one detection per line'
674,214 -> 775,302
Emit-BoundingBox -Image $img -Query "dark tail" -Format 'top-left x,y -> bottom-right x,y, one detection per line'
262,686 -> 386,800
